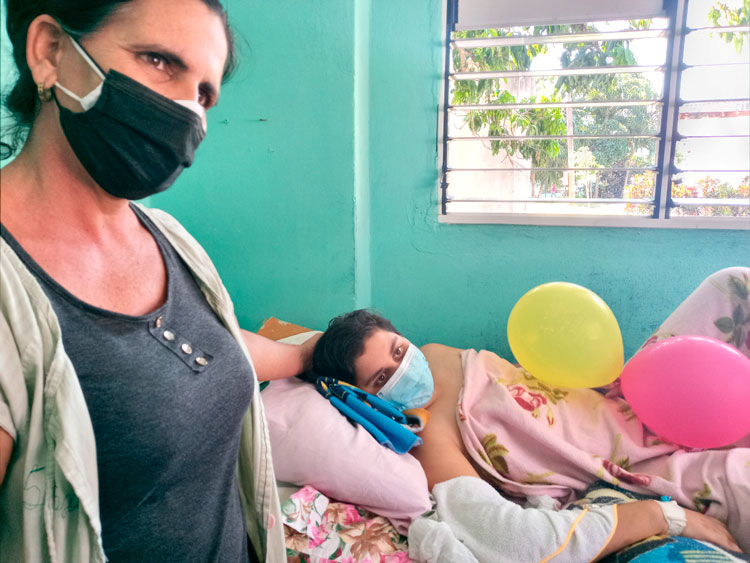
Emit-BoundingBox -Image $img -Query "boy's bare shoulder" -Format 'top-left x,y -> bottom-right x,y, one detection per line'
420,342 -> 464,358
421,343 -> 465,388
421,343 -> 464,376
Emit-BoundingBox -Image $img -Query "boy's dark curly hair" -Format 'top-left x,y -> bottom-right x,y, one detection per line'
299,309 -> 399,385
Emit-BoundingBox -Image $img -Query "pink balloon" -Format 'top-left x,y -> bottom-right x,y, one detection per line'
622,336 -> 750,449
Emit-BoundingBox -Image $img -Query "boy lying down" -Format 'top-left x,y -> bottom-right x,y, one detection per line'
298,267 -> 749,562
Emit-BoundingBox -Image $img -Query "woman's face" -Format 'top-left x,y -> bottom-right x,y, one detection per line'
353,329 -> 412,395
54,0 -> 228,113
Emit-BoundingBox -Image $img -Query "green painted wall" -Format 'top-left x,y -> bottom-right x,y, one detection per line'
149,0 -> 362,331
2,1 -> 748,359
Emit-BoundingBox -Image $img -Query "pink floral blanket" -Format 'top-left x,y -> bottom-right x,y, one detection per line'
282,485 -> 412,563
457,349 -> 750,552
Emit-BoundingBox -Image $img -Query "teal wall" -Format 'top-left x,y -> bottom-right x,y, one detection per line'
2,1 -> 748,360
0,2 -> 17,154
149,0 -> 365,331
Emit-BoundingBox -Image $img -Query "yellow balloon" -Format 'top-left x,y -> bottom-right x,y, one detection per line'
507,282 -> 624,388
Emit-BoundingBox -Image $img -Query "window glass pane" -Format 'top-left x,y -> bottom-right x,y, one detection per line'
679,65 -> 750,101
452,72 -> 665,103
675,137 -> 750,171
447,106 -> 663,136
447,136 -> 659,169
446,197 -> 657,216
670,174 -> 750,217
572,106 -> 663,135
678,101 -> 750,136
446,168 -> 657,211
682,29 -> 750,66
685,0 -> 748,29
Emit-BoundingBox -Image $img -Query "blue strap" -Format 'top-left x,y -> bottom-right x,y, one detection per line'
315,377 -> 423,454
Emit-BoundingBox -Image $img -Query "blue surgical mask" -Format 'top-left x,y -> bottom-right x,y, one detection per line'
376,344 -> 434,411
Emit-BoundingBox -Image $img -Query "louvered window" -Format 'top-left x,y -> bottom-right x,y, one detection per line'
439,0 -> 749,228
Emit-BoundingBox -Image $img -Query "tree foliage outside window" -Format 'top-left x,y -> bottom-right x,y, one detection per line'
449,1 -> 749,218
452,22 -> 661,200
709,0 -> 749,50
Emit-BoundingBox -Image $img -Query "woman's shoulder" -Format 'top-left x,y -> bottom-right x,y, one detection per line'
135,205 -> 210,263
134,204 -> 188,237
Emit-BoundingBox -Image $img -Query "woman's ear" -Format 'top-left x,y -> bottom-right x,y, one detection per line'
25,15 -> 65,89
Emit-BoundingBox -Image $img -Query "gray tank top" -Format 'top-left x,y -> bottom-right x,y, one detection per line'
1,205 -> 255,562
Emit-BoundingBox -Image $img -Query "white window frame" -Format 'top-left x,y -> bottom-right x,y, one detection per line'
437,0 -> 750,229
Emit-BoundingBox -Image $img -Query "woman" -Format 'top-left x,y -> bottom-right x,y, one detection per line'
0,1 -> 313,561
306,269 -> 750,560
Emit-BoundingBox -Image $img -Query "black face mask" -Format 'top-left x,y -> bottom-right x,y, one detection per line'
54,37 -> 207,200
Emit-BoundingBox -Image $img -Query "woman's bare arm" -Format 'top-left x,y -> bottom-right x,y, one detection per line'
240,329 -> 320,381
0,427 -> 13,487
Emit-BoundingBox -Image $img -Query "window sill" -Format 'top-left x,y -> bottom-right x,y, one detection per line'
438,213 -> 750,229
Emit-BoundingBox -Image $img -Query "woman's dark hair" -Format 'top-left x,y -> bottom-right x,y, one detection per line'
1,0 -> 237,159
300,309 -> 399,385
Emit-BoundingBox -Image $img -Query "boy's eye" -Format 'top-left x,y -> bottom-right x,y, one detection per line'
395,345 -> 404,358
375,373 -> 387,386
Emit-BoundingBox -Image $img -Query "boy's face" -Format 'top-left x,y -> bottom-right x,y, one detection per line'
353,329 -> 412,395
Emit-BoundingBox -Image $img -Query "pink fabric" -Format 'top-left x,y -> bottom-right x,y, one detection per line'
457,349 -> 750,552
281,485 -> 411,562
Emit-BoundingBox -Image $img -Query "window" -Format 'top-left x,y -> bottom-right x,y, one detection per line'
439,0 -> 750,228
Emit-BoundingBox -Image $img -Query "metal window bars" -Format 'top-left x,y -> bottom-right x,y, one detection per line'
440,0 -> 750,222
